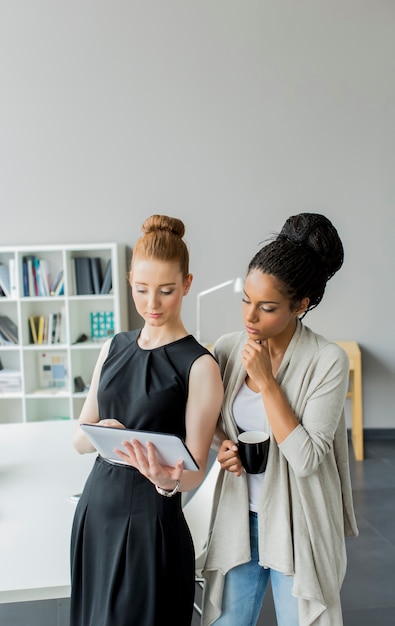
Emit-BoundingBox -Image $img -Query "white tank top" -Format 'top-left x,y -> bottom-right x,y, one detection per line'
233,381 -> 271,512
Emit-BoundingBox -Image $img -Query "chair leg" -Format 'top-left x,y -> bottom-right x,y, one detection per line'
351,365 -> 364,461
193,578 -> 205,616
193,602 -> 202,616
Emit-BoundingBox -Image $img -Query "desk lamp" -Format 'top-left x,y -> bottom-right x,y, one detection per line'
196,277 -> 243,343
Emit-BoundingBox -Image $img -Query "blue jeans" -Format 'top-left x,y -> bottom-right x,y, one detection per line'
213,512 -> 299,626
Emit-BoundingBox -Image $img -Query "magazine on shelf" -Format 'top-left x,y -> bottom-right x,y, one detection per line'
38,351 -> 68,390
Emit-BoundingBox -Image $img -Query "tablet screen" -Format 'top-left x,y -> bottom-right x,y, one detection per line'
80,423 -> 199,471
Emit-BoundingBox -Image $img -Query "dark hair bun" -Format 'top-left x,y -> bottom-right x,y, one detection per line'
141,214 -> 185,239
280,213 -> 344,279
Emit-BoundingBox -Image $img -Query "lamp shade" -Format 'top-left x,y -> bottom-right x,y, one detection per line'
196,277 -> 243,343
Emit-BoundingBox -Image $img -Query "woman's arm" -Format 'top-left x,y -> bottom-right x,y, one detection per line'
256,342 -> 349,476
73,339 -> 124,454
182,353 -> 224,491
278,348 -> 350,476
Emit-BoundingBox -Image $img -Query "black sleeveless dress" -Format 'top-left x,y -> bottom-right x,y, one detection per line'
70,331 -> 213,626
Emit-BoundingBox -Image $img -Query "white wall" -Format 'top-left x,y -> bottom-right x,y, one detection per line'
0,0 -> 394,428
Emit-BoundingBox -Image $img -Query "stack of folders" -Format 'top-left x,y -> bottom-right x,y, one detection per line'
0,368 -> 22,393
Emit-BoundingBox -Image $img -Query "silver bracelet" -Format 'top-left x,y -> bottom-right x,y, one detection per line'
155,480 -> 181,498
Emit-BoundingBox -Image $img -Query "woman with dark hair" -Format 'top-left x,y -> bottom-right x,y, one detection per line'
202,213 -> 358,626
70,214 -> 223,626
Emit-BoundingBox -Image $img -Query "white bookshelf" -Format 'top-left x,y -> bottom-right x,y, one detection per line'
0,243 -> 129,424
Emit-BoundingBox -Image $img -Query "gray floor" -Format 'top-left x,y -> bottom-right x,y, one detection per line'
1,437 -> 394,625
192,436 -> 395,626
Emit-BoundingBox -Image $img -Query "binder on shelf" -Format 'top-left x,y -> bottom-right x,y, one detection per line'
90,257 -> 104,294
8,258 -> 17,297
0,263 -> 11,297
100,259 -> 112,294
73,257 -> 94,295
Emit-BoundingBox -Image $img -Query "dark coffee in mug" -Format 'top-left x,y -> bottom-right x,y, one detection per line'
238,430 -> 270,474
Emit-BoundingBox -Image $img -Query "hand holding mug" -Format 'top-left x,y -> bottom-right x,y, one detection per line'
237,430 -> 270,474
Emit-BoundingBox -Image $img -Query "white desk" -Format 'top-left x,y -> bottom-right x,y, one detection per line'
0,420 -> 95,604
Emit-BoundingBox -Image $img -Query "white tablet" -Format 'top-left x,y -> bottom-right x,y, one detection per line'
80,423 -> 199,471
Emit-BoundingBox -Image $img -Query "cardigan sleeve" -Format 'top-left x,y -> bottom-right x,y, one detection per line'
279,342 -> 350,477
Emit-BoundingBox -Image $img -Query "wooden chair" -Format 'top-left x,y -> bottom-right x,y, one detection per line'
336,341 -> 364,461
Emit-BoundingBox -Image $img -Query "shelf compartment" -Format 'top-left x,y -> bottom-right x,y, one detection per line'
68,297 -> 115,345
20,299 -> 67,346
70,347 -> 101,392
25,396 -> 71,422
23,348 -> 70,395
0,398 -> 24,424
18,249 -> 64,298
66,248 -> 112,297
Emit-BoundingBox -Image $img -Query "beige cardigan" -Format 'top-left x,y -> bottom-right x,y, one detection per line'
202,321 -> 359,626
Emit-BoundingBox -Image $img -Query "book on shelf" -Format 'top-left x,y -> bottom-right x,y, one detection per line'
33,258 -> 51,297
0,315 -> 19,344
100,259 -> 112,294
33,258 -> 44,296
29,315 -> 39,344
54,311 -> 64,343
38,351 -> 68,390
22,254 -> 37,296
90,257 -> 104,294
73,257 -> 94,295
22,259 -> 29,296
47,313 -> 54,344
51,269 -> 64,296
37,315 -> 45,344
8,258 -> 17,297
0,263 -> 11,297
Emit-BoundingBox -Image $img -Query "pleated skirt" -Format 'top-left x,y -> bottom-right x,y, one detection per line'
70,456 -> 195,626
